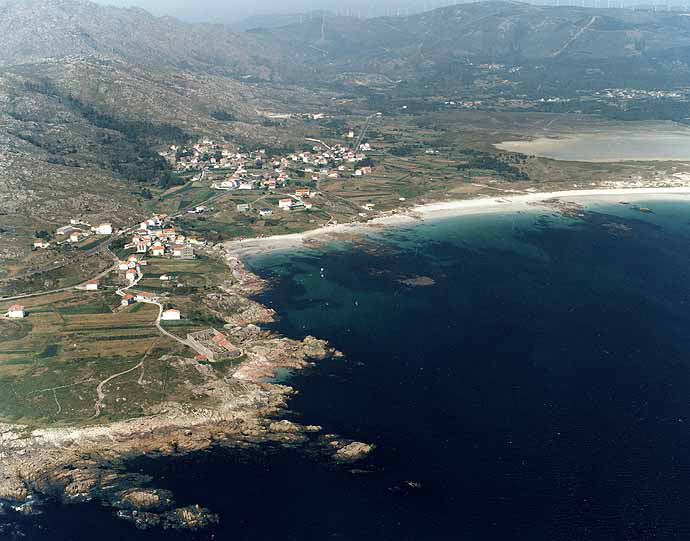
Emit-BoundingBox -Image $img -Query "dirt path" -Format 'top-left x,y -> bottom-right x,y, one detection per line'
91,360 -> 144,419
552,16 -> 598,57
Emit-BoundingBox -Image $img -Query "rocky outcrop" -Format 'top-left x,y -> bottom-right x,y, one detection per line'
333,442 -> 376,462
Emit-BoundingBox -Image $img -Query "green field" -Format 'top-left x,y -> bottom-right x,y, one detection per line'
0,253 -> 236,426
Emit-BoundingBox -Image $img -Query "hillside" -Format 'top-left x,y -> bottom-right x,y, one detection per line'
0,0 -> 283,78
253,2 -> 690,88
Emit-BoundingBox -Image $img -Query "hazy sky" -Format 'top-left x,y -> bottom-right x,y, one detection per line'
92,0 -> 457,23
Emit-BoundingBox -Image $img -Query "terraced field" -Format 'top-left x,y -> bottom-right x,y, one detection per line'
0,263 -> 227,425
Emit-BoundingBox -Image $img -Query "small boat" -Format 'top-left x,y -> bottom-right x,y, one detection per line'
619,201 -> 630,205
638,207 -> 653,213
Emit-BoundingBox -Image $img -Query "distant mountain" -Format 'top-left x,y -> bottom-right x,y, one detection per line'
252,1 -> 690,86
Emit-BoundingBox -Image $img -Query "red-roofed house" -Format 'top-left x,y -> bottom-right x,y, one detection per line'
6,305 -> 25,318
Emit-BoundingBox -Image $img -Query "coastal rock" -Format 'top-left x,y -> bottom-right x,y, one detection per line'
302,335 -> 333,359
333,442 -> 376,462
168,505 -> 219,530
269,420 -> 302,433
117,489 -> 174,511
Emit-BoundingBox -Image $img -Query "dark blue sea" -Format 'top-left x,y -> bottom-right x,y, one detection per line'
5,198 -> 690,540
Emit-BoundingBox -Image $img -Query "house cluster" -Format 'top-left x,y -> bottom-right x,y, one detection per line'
211,151 -> 292,192
593,88 -> 683,101
163,134 -> 375,196
160,140 -> 256,173
291,143 -> 372,181
124,214 -> 199,259
49,219 -> 113,246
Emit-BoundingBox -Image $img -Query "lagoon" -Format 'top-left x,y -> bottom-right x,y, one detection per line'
496,123 -> 690,162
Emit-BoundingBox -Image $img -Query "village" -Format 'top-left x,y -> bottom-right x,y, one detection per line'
160,132 -> 373,210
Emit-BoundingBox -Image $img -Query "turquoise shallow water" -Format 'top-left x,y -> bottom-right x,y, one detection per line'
5,199 -> 690,540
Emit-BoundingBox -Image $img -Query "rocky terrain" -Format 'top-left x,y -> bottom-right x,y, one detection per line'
0,254 -> 373,529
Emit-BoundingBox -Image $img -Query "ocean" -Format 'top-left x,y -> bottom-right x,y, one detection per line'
5,198 -> 690,540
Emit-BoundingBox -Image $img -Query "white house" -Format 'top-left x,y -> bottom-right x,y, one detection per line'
34,240 -> 50,249
6,305 -> 25,318
120,294 -> 135,307
95,223 -> 112,235
69,231 -> 82,243
151,245 -> 165,257
259,208 -> 273,217
279,199 -> 293,210
85,281 -> 99,291
118,261 -> 130,271
161,309 -> 181,321
125,269 -> 137,282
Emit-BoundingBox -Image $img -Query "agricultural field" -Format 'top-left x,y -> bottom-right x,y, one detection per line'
0,254 -> 237,426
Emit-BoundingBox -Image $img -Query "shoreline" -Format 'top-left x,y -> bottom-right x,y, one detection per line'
224,187 -> 690,258
0,253 -> 371,529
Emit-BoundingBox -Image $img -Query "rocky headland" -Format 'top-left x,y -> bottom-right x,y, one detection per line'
0,249 -> 373,530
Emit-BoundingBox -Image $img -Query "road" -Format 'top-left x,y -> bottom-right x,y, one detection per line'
353,114 -> 376,152
552,16 -> 598,57
0,263 -> 117,302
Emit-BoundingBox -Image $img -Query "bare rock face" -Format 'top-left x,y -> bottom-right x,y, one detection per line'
333,442 -> 376,462
117,489 -> 174,511
269,420 -> 302,433
302,335 -> 333,359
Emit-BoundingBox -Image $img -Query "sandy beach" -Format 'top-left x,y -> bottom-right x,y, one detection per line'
224,187 -> 690,257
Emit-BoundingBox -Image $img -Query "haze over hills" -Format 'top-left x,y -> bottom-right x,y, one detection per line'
253,1 -> 690,88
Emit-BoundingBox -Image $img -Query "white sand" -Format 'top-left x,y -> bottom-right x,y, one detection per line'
224,187 -> 690,257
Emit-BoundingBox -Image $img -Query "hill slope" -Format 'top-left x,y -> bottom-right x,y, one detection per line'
254,2 -> 690,86
0,0 -> 281,78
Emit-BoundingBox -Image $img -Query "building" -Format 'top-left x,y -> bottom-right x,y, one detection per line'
56,225 -> 76,236
135,291 -> 158,302
118,261 -> 129,271
295,188 -> 310,198
85,281 -> 99,291
125,269 -> 137,282
279,199 -> 293,210
69,231 -> 82,243
33,240 -> 50,249
161,309 -> 181,321
120,294 -> 135,307
237,204 -> 250,212
259,208 -> 273,217
180,245 -> 195,260
95,223 -> 112,235
151,245 -> 165,257
187,329 -> 242,362
6,305 -> 25,318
